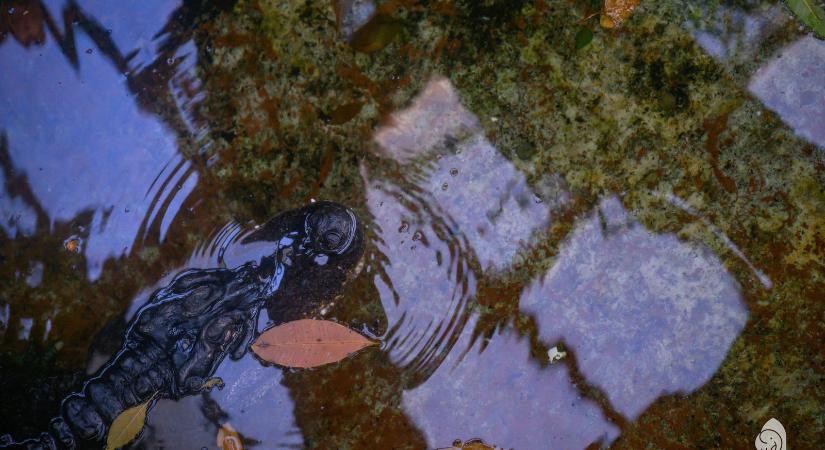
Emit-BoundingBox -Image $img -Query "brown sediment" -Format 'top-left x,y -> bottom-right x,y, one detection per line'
703,112 -> 737,194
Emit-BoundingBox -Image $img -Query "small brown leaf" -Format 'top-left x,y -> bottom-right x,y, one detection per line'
106,397 -> 154,449
217,422 -> 243,450
350,14 -> 403,53
251,319 -> 377,368
601,0 -> 640,28
63,236 -> 81,253
437,438 -> 501,450
329,101 -> 364,125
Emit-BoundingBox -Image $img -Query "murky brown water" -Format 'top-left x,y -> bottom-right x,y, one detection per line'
1,0 -> 824,448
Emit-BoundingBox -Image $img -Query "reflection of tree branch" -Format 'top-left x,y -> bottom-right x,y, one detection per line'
21,0 -> 236,144
23,0 -> 237,249
558,339 -> 629,429
0,132 -> 49,234
40,1 -> 77,68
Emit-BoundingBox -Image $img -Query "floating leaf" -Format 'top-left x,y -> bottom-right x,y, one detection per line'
329,101 -> 364,125
63,236 -> 81,253
251,319 -> 377,368
106,397 -> 154,449
785,0 -> 825,38
350,14 -> 403,53
601,0 -> 641,28
575,27 -> 594,49
437,438 -> 501,450
217,422 -> 243,450
202,377 -> 225,391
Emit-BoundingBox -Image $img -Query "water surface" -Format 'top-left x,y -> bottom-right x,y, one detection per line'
1,0 -> 823,448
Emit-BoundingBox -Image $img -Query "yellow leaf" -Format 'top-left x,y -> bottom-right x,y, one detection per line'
202,377 -> 225,391
601,0 -> 640,28
251,319 -> 378,369
106,397 -> 154,449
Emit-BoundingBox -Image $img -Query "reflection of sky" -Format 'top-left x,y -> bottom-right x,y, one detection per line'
211,355 -> 303,447
0,170 -> 38,236
423,135 -> 550,271
687,4 -> 786,61
0,0 -> 198,280
64,0 -> 182,70
365,77 -> 557,375
520,196 -> 748,419
368,77 -> 623,448
685,4 -> 825,150
403,318 -> 620,449
143,354 -> 303,448
749,36 -> 825,150
364,172 -> 476,373
372,77 -> 554,271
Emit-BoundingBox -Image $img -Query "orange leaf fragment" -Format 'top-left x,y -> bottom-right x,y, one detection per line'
217,422 -> 243,450
438,438 -> 501,450
601,0 -> 640,28
63,236 -> 81,253
251,319 -> 378,368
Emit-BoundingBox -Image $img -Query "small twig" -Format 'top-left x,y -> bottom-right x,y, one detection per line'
576,11 -> 600,24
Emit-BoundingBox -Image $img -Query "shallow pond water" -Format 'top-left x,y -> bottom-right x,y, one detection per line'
1,0 -> 824,448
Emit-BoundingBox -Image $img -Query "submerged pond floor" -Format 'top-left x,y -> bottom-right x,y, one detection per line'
1,0 -> 824,448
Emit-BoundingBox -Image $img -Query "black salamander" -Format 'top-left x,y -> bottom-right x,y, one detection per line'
0,201 -> 364,449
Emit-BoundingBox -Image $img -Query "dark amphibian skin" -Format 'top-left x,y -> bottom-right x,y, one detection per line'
0,202 -> 363,450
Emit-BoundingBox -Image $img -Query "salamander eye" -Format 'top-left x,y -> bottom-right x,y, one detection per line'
305,203 -> 357,255
322,230 -> 343,251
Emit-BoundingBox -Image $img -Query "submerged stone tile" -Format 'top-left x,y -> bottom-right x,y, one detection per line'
371,78 -> 557,272
403,320 -> 620,449
520,196 -> 748,420
749,36 -> 825,150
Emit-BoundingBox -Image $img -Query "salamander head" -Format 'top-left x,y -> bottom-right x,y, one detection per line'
245,201 -> 365,320
131,202 -> 364,397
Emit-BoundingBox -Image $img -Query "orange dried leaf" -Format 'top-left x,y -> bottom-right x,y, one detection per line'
217,422 -> 243,450
251,319 -> 377,368
437,438 -> 501,450
601,0 -> 640,28
63,237 -> 81,253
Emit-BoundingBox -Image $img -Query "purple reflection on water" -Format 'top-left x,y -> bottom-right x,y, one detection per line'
520,196 -> 748,419
371,77 -> 555,271
143,354 -> 303,449
687,4 -> 787,61
403,318 -> 620,449
364,171 -> 477,378
749,35 -> 825,150
0,0 -> 199,280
